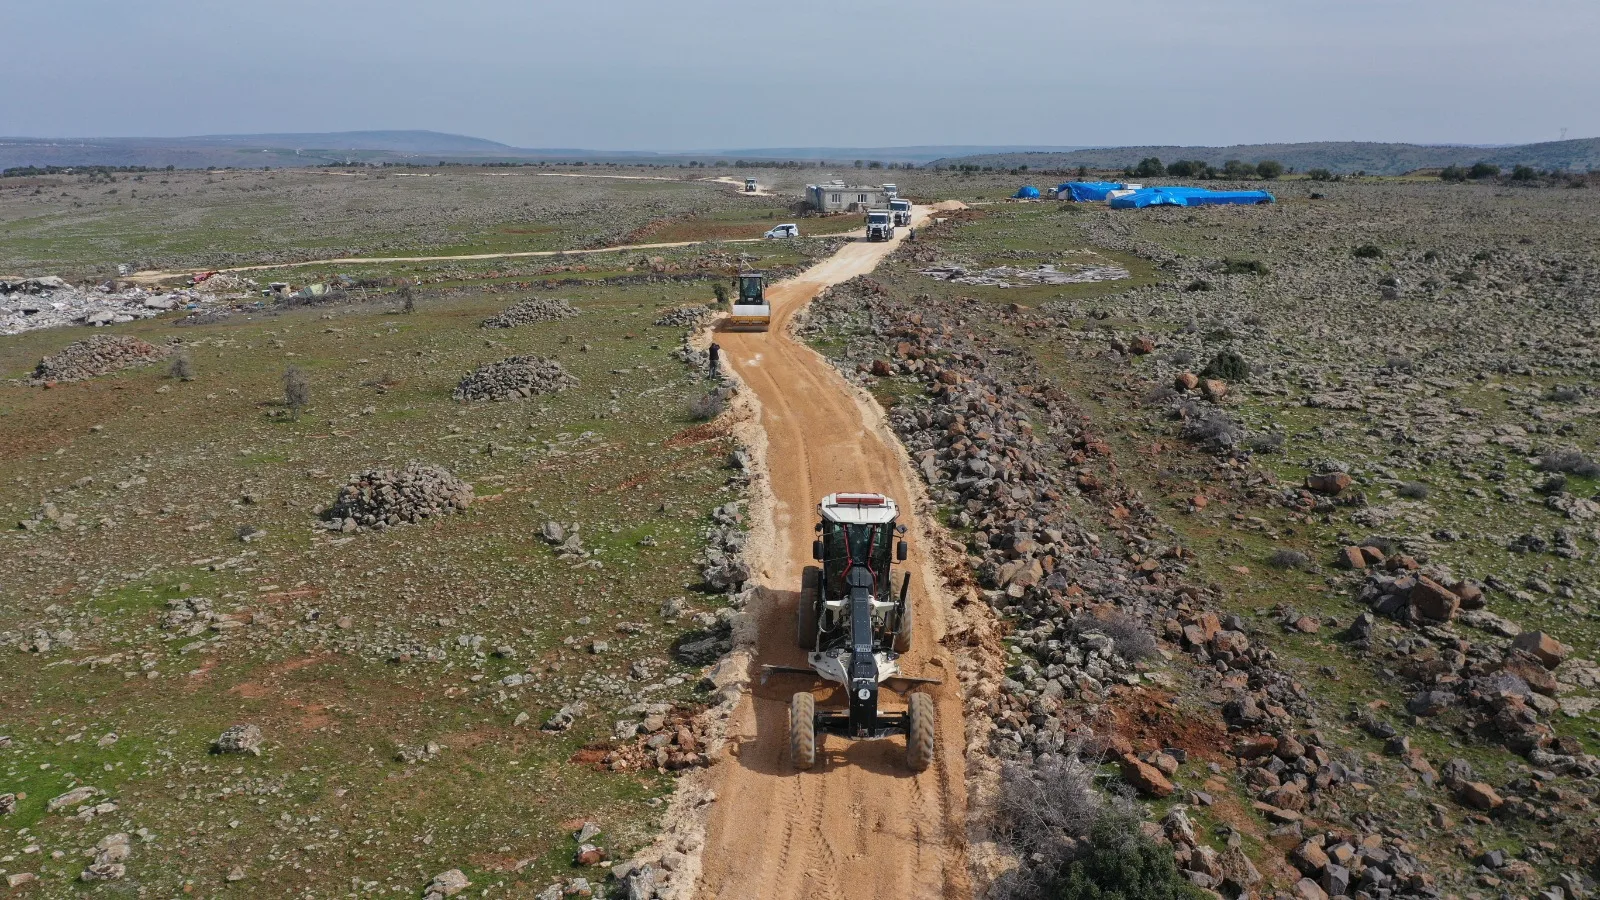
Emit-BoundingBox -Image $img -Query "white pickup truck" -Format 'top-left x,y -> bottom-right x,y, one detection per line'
865,209 -> 896,242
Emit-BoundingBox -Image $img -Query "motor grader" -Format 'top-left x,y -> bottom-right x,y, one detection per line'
767,492 -> 937,772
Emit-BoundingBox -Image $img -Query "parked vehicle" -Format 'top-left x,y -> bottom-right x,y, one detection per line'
764,223 -> 799,239
865,209 -> 895,242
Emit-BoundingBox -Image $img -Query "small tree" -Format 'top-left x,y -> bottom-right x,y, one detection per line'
167,353 -> 194,381
1511,165 -> 1538,181
1439,165 -> 1467,182
1306,168 -> 1334,181
283,365 -> 311,420
1132,157 -> 1164,178
1468,162 -> 1500,179
1255,159 -> 1284,179
397,282 -> 416,314
1222,159 -> 1254,179
713,282 -> 728,305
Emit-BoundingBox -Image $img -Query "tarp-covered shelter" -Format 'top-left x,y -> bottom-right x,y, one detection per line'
1109,187 -> 1274,209
1058,181 -> 1127,202
1013,185 -> 1041,199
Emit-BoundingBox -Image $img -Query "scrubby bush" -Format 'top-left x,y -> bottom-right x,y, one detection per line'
1511,165 -> 1539,182
1142,385 -> 1178,406
1469,162 -> 1501,179
1547,385 -> 1583,403
1255,160 -> 1284,180
1352,244 -> 1384,259
1219,258 -> 1268,276
1538,449 -> 1600,477
1440,165 -> 1467,183
1183,278 -> 1214,292
1200,350 -> 1251,381
688,388 -> 729,421
1165,349 -> 1196,367
167,354 -> 194,381
1383,356 -> 1414,373
1165,159 -> 1211,178
1360,536 -> 1398,556
712,282 -> 728,305
1399,481 -> 1430,499
1053,806 -> 1207,900
1269,548 -> 1311,569
397,283 -> 415,314
1068,611 -> 1157,662
1247,430 -> 1285,454
283,365 -> 311,420
1181,407 -> 1244,451
1222,159 -> 1254,179
1306,168 -> 1335,182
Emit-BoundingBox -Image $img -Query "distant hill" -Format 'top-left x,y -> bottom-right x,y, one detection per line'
0,130 -> 677,171
931,139 -> 1600,175
712,145 -> 1094,164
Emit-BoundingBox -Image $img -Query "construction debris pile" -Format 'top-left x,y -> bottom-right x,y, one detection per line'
479,298 -> 580,328
30,335 -> 170,384
653,304 -> 716,328
322,464 -> 474,533
452,355 -> 577,402
918,262 -> 1130,288
2,276 -> 234,335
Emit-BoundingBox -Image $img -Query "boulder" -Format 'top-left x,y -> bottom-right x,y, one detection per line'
1305,472 -> 1352,495
1119,753 -> 1175,797
1511,631 -> 1569,669
1458,781 -> 1503,811
1409,576 -> 1460,623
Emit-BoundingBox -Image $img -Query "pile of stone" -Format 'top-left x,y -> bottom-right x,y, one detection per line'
2,276 -> 216,335
601,703 -> 712,772
701,502 -> 750,592
322,463 -> 473,532
31,335 -> 169,384
653,304 -> 715,328
453,356 -> 576,402
79,833 -> 131,883
479,298 -> 579,328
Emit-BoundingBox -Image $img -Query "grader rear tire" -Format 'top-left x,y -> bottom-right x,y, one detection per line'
790,692 -> 817,770
905,692 -> 935,772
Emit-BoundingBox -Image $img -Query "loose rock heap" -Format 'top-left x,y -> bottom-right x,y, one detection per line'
3,276 -> 221,335
31,335 -> 170,383
452,356 -> 576,402
323,463 -> 473,532
653,305 -> 715,328
479,298 -> 579,328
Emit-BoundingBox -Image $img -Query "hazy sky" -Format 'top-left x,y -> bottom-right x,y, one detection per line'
5,0 -> 1597,149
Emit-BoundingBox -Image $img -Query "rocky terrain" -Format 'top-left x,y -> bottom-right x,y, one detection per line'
798,180 -> 1600,898
480,298 -> 581,328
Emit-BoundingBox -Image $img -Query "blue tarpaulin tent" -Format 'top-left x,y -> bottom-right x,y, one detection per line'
1058,181 -> 1125,202
1013,185 -> 1041,199
1109,187 -> 1274,209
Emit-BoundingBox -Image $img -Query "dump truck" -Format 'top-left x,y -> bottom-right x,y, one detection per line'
744,177 -> 758,192
725,271 -> 770,330
890,198 -> 912,227
865,209 -> 896,242
882,183 -> 899,199
766,493 -> 938,772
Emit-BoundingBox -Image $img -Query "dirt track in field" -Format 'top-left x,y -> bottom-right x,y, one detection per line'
697,202 -> 973,900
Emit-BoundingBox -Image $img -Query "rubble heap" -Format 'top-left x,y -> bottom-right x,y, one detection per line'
2,276 -> 223,335
653,305 -> 715,328
323,463 -> 473,532
479,298 -> 579,328
31,335 -> 170,383
453,356 -> 577,402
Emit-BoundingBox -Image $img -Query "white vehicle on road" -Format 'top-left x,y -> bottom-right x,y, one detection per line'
764,223 -> 799,239
865,209 -> 896,242
889,199 -> 912,227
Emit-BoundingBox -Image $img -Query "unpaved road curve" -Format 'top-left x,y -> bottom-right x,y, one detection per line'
699,204 -> 971,900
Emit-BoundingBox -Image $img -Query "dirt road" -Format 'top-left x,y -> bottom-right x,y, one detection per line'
702,175 -> 776,197
123,237 -> 770,285
697,205 -> 972,900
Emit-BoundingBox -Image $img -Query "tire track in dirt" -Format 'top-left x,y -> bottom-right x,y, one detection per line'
696,204 -> 973,900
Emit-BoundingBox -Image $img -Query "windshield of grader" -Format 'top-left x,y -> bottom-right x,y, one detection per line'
822,521 -> 894,600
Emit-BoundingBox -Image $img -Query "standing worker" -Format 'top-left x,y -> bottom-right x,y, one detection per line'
708,341 -> 722,377
908,227 -> 916,242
